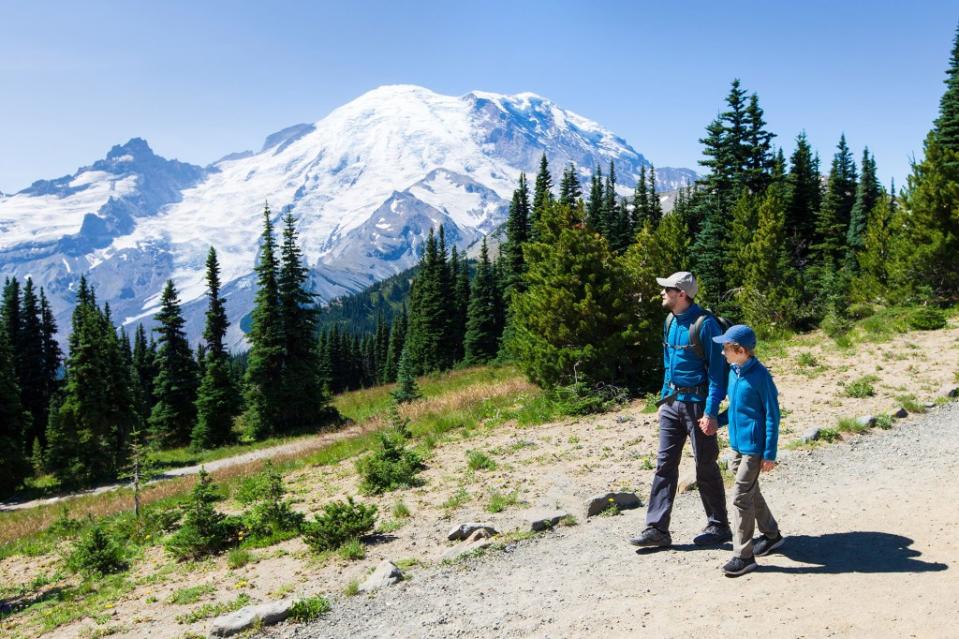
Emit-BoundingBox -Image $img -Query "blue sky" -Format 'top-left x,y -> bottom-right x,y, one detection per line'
1,0 -> 955,192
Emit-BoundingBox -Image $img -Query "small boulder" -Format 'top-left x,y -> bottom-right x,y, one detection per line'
210,598 -> 294,637
615,415 -> 634,424
856,415 -> 876,428
947,387 -> 959,399
440,537 -> 493,562
359,560 -> 404,593
677,472 -> 697,493
801,427 -> 822,442
585,492 -> 642,517
893,407 -> 909,419
529,510 -> 568,532
447,522 -> 497,542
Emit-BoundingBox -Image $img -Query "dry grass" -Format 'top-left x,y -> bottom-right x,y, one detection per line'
0,371 -> 532,546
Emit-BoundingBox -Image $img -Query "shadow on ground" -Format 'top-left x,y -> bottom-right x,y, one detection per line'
759,531 -> 948,574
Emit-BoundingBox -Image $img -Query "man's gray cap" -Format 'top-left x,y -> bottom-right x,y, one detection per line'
655,271 -> 698,298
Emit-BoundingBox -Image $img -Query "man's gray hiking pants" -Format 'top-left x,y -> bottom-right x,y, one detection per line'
645,399 -> 728,532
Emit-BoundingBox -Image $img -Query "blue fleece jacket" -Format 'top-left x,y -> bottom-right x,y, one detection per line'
726,357 -> 780,461
660,303 -> 727,417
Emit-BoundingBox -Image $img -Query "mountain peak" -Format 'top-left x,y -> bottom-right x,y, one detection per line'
105,137 -> 155,162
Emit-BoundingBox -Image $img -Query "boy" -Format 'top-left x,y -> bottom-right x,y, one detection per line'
709,324 -> 784,576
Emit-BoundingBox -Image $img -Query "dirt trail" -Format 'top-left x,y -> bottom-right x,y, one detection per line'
269,401 -> 959,639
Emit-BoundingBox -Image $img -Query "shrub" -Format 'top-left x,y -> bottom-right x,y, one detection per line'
227,548 -> 252,569
550,382 -> 629,416
337,537 -> 365,560
844,375 -> 877,398
486,491 -> 519,513
166,470 -> 241,560
168,584 -> 214,605
242,463 -> 304,544
466,450 -> 496,471
391,500 -> 411,519
909,307 -> 947,331
356,431 -> 424,494
796,352 -> 819,367
48,508 -> 84,539
302,497 -> 377,553
847,302 -> 876,320
66,523 -> 128,577
821,311 -> 852,340
290,596 -> 331,622
875,414 -> 894,430
817,428 -> 842,443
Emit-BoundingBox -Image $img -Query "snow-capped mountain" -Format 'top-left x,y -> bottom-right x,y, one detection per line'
0,85 -> 696,348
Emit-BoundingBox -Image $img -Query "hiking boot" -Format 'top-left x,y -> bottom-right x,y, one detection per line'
629,527 -> 672,548
693,524 -> 733,546
753,532 -> 785,557
722,555 -> 757,577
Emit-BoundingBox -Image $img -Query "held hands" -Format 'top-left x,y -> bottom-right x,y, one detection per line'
697,415 -> 719,436
761,459 -> 777,472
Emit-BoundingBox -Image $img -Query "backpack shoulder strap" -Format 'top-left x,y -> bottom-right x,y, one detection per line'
664,314 -> 674,346
690,313 -> 707,361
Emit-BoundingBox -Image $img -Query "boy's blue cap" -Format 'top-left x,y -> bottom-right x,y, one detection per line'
712,324 -> 757,350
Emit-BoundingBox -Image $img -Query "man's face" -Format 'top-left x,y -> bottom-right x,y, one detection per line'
661,286 -> 682,310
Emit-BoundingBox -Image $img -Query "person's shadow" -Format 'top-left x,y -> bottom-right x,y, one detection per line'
757,531 -> 948,574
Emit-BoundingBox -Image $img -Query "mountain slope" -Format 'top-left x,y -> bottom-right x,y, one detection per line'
0,85 -> 696,348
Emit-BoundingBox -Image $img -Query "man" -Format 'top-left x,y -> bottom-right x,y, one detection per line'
630,271 -> 731,548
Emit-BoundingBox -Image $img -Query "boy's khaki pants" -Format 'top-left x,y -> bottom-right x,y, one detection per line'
730,451 -> 779,559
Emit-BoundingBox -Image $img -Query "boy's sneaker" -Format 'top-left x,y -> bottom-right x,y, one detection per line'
722,555 -> 757,577
753,532 -> 785,557
629,527 -> 672,548
693,524 -> 733,546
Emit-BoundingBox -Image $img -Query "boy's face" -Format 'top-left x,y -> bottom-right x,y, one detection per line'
722,342 -> 751,366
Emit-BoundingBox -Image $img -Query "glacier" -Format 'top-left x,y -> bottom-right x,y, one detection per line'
0,84 -> 696,349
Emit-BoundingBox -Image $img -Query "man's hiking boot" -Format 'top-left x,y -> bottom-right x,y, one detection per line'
629,527 -> 672,548
693,524 -> 733,546
722,555 -> 757,577
753,532 -> 785,557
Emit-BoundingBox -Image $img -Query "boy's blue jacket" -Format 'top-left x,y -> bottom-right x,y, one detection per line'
660,303 -> 727,417
725,357 -> 780,461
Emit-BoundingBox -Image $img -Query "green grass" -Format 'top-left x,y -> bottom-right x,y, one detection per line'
227,548 -> 253,569
391,500 -> 411,519
796,352 -> 819,367
486,491 -> 519,513
896,394 -> 926,414
441,488 -> 470,512
875,414 -> 894,430
337,538 -> 366,561
167,584 -> 215,605
466,450 -> 497,471
844,375 -> 879,398
175,593 -> 251,624
290,596 -> 331,622
343,580 -> 360,597
817,427 -> 842,443
837,417 -> 869,434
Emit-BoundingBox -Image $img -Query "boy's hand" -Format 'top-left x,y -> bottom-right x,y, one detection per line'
698,415 -> 718,436
761,460 -> 777,472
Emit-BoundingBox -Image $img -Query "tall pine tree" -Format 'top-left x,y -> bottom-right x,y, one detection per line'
463,238 -> 500,364
149,280 -> 198,447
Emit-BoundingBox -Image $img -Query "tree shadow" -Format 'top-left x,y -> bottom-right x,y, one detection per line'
758,532 -> 948,574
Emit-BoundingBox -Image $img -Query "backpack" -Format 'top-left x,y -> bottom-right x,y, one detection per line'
664,309 -> 733,363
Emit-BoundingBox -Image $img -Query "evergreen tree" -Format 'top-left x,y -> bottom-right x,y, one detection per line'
813,134 -> 858,265
744,93 -> 776,193
392,347 -> 421,403
132,324 -> 156,421
17,279 -> 50,447
149,280 -> 198,447
2,277 -> 21,355
464,238 -> 500,364
277,213 -> 331,431
383,306 -> 407,383
558,163 -> 582,208
587,165 -> 605,233
46,278 -> 137,486
0,315 -> 29,495
784,132 -> 822,265
502,174 -> 531,298
403,229 -> 448,375
724,191 -> 760,290
633,165 -> 650,228
934,21 -> 959,153
647,164 -> 663,226
854,188 -> 895,301
508,200 -> 632,387
450,249 -> 469,363
846,148 -> 881,263
193,247 -> 240,449
531,153 -> 553,238
699,79 -> 750,195
690,193 -> 730,307
243,207 -> 285,438
737,181 -> 799,328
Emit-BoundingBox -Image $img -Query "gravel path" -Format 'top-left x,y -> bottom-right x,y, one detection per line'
265,402 -> 959,639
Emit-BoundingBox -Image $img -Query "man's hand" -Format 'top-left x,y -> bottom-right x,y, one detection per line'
698,415 -> 718,436
761,459 -> 777,472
